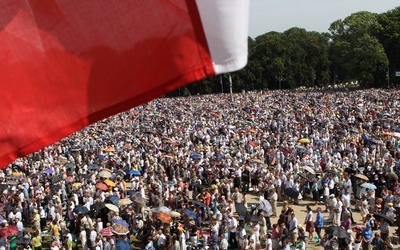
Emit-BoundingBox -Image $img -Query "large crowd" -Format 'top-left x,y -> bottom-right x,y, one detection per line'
0,88 -> 399,250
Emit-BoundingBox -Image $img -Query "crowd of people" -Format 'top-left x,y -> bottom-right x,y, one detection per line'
0,88 -> 398,250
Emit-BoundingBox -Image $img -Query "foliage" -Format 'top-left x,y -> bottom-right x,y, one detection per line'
166,6 -> 399,97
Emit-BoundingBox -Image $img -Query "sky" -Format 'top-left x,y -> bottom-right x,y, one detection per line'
249,0 -> 400,38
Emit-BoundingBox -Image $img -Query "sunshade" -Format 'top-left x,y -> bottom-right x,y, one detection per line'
104,179 -> 116,187
72,182 -> 83,188
361,183 -> 377,190
373,213 -> 394,226
73,205 -> 90,215
118,198 -> 133,206
157,212 -> 173,224
105,204 -> 119,213
0,225 -> 18,237
170,211 -> 181,218
99,171 -> 112,178
96,182 -> 108,191
284,188 -> 300,199
302,166 -> 315,175
299,138 -> 310,144
99,227 -> 114,237
111,224 -> 129,235
354,174 -> 369,182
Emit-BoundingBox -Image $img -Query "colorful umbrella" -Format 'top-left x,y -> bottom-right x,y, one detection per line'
111,224 -> 129,235
42,168 -> 54,174
104,179 -> 116,187
72,182 -> 83,189
0,225 -> 18,237
113,219 -> 129,228
128,169 -> 141,176
96,182 -> 108,191
157,212 -> 172,224
299,138 -> 310,144
104,147 -> 116,153
99,227 -> 114,237
65,176 -> 75,183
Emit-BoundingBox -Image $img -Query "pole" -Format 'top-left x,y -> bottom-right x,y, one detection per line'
220,75 -> 224,93
229,74 -> 233,102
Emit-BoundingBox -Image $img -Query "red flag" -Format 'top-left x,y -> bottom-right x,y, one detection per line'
0,0 -> 249,167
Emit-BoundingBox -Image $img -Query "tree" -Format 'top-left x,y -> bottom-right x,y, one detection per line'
329,11 -> 389,86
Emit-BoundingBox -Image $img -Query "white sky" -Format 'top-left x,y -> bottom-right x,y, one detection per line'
249,0 -> 399,38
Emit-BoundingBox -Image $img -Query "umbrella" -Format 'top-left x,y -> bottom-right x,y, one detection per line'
105,147 -> 116,153
99,227 -> 114,237
111,224 -> 129,235
116,240 -> 131,250
73,205 -> 90,215
91,202 -> 105,213
42,168 -> 54,174
96,182 -> 108,191
72,182 -> 83,189
3,205 -> 15,212
113,219 -> 130,228
302,166 -> 315,175
16,237 -> 31,245
50,184 -> 62,192
299,138 -> 310,144
157,212 -> 173,224
325,226 -> 349,238
65,176 -> 75,183
284,188 -> 300,199
373,213 -> 394,226
98,171 -> 112,178
184,209 -> 196,219
0,185 -> 8,192
235,203 -> 248,216
298,173 -> 312,182
250,159 -> 264,164
191,153 -> 202,160
128,169 -> 141,176
89,164 -> 99,170
245,215 -> 262,222
118,198 -> 132,206
387,172 -> 398,180
105,204 -> 119,213
361,183 -> 377,190
104,179 -> 116,187
354,174 -> 369,182
133,196 -> 147,205
64,162 -> 75,168
151,206 -> 171,214
170,211 -> 181,218
0,225 -> 18,237
191,200 -> 207,208
259,198 -> 273,214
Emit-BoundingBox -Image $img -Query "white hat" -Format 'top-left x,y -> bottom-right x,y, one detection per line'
329,194 -> 335,198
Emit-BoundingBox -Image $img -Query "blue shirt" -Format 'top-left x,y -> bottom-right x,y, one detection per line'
315,212 -> 324,228
362,228 -> 373,242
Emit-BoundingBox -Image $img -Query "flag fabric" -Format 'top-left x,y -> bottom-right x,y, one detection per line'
0,0 -> 249,167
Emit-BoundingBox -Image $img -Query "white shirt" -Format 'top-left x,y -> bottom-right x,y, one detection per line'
229,217 -> 238,233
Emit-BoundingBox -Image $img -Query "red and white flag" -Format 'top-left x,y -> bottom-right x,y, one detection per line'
0,0 -> 249,167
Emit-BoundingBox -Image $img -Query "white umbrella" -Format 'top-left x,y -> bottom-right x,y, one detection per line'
302,166 -> 315,175
98,171 -> 112,178
105,203 -> 119,212
150,206 -> 171,214
258,197 -> 272,214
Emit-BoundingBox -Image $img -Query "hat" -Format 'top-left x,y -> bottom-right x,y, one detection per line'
355,225 -> 362,231
329,194 -> 335,198
388,202 -> 393,207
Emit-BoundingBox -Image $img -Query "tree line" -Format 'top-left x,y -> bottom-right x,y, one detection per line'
168,7 -> 400,96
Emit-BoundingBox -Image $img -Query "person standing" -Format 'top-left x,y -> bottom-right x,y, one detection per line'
379,217 -> 390,241
361,224 -> 373,250
304,206 -> 314,241
314,207 -> 324,244
289,212 -> 298,247
334,195 -> 343,226
269,188 -> 278,217
228,213 -> 238,249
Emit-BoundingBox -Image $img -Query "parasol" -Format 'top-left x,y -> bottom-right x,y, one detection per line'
170,211 -> 181,218
0,225 -> 18,237
150,206 -> 171,214
105,204 -> 119,213
325,226 -> 349,238
98,171 -> 112,178
299,138 -> 310,144
128,169 -> 141,176
42,168 -> 54,174
72,182 -> 83,189
354,174 -> 369,182
235,203 -> 248,216
105,196 -> 120,205
113,219 -> 130,228
104,179 -> 116,187
111,224 -> 129,235
99,227 -> 114,237
90,202 -> 105,214
361,183 -> 377,190
302,166 -> 315,175
118,198 -> 132,206
157,212 -> 173,224
284,188 -> 300,199
191,200 -> 207,208
96,182 -> 108,191
373,213 -> 394,226
73,205 -> 90,215
65,176 -> 75,183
